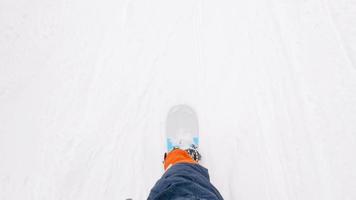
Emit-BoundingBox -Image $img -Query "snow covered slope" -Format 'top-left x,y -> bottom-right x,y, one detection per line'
1,0 -> 356,199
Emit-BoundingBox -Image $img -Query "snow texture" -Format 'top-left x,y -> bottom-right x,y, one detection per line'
1,0 -> 356,199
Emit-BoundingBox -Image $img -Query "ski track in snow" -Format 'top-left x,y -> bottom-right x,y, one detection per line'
1,0 -> 356,199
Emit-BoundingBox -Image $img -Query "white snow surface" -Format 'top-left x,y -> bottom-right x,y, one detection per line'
1,0 -> 356,199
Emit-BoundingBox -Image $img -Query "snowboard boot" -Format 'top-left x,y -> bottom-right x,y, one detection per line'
163,145 -> 201,164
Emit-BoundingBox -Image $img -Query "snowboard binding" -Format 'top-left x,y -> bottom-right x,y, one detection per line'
185,144 -> 202,162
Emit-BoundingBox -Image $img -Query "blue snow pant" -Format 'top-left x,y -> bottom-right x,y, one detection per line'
148,163 -> 224,200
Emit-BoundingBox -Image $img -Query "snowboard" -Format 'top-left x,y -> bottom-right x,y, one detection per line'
166,104 -> 199,152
